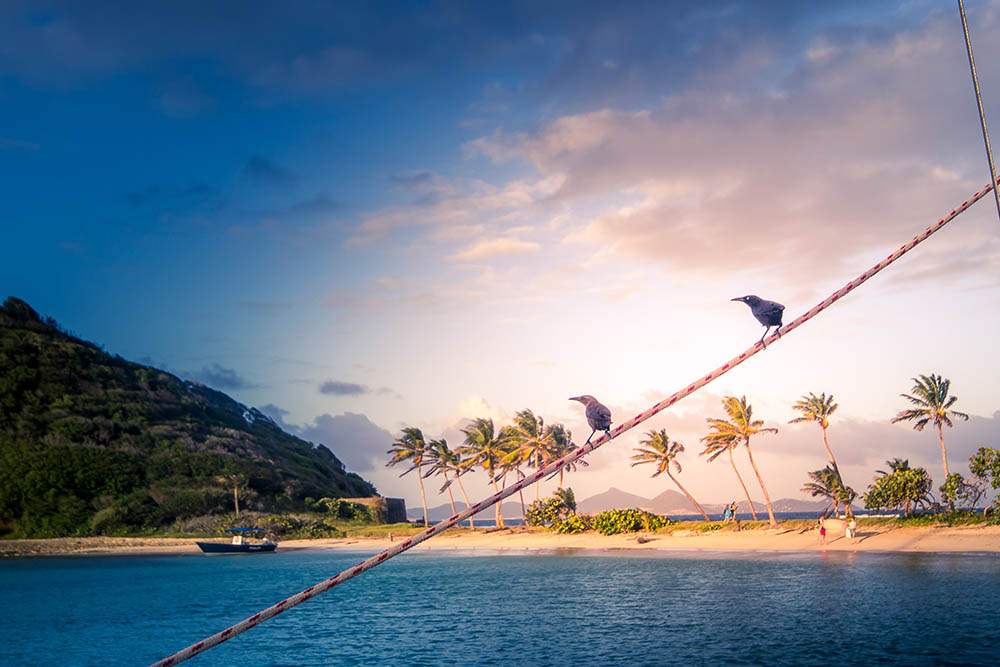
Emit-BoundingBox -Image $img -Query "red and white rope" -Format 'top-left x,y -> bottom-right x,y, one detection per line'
151,174 -> 1000,667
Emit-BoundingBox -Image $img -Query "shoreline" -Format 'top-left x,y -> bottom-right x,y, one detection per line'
3,523 -> 1000,558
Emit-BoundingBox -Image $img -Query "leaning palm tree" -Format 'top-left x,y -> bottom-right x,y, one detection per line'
631,429 -> 711,521
423,438 -> 476,529
790,392 -> 852,517
500,409 -> 556,501
700,435 -> 757,521
386,426 -> 431,527
891,374 -> 969,479
705,396 -> 779,526
457,417 -> 507,528
422,439 -> 457,517
802,466 -> 857,518
546,423 -> 587,488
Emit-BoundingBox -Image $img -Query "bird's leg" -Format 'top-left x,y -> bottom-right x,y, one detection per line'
583,428 -> 596,446
759,327 -> 770,348
774,325 -> 782,339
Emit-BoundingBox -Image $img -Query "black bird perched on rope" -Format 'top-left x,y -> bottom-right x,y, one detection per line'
569,395 -> 612,445
732,295 -> 785,348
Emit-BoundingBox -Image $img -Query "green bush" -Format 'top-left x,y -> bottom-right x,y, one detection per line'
526,497 -> 565,526
592,508 -> 671,535
555,514 -> 591,534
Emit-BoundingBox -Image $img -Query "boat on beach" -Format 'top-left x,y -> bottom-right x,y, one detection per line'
196,527 -> 277,554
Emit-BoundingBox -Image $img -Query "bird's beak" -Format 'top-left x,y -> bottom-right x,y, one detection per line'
730,297 -> 742,302
568,396 -> 580,402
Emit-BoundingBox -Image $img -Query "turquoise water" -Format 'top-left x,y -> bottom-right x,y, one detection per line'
2,548 -> 999,666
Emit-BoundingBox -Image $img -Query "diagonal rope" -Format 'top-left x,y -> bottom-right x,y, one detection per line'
151,174 -> 1000,667
957,0 -> 1000,223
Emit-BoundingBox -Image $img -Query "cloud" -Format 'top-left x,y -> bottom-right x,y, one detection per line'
299,412 -> 396,472
455,11 -> 1000,288
318,379 -> 399,399
189,363 -> 258,391
450,236 -> 541,261
242,155 -> 295,187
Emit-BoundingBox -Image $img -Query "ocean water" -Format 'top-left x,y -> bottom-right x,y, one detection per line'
2,548 -> 999,666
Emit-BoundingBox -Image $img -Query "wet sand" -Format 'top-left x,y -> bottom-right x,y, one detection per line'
4,523 -> 1000,558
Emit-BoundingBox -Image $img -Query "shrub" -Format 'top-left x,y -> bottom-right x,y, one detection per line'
555,514 -> 591,534
592,508 -> 671,535
526,497 -> 565,526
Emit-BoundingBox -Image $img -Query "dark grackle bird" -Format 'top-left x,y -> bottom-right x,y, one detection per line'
569,395 -> 612,445
732,295 -> 785,348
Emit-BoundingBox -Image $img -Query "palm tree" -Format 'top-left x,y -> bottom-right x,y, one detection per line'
217,472 -> 248,516
802,466 -> 856,518
457,417 -> 507,528
386,426 -> 431,527
631,429 -> 711,521
790,392 -> 852,517
700,436 -> 757,521
423,438 -> 476,529
704,396 -> 779,526
891,374 -> 969,479
500,409 -> 555,501
546,423 -> 587,488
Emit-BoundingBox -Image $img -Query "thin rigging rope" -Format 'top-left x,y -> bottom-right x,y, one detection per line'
151,174 -> 1000,667
958,0 -> 1000,223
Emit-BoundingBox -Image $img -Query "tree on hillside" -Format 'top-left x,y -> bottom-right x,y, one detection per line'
790,392 -> 853,517
802,466 -> 856,518
891,374 -> 969,479
217,472 -> 248,516
386,427 -> 431,527
863,458 -> 934,517
457,417 -> 507,528
703,396 -> 779,526
423,438 -> 476,528
631,429 -> 711,521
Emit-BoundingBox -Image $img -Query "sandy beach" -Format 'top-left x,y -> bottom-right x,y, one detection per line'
4,522 -> 1000,558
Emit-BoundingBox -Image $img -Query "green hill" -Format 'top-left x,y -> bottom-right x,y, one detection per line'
0,296 -> 377,538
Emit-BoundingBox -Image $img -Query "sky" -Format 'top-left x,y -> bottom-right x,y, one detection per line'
3,0 -> 1000,513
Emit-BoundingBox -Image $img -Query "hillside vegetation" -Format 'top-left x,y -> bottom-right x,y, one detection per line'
0,297 -> 376,538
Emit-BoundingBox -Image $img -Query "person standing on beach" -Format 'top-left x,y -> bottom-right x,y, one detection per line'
819,519 -> 827,546
847,518 -> 857,542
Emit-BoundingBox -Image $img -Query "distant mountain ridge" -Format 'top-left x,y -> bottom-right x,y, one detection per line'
0,296 -> 377,538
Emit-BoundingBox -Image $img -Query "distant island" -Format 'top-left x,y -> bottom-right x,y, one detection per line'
0,297 -> 386,539
409,487 -> 851,523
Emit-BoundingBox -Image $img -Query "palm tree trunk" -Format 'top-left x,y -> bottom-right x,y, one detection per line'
443,472 -> 457,517
666,471 -> 711,521
728,445 -> 758,520
516,466 -> 527,522
233,484 -> 240,516
937,422 -> 950,479
822,427 -> 852,518
534,452 -> 541,502
416,462 -> 429,527
491,469 -> 503,528
744,439 -> 777,526
455,474 -> 475,529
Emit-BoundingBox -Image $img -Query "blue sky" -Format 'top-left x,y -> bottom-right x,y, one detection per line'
3,1 -> 1000,511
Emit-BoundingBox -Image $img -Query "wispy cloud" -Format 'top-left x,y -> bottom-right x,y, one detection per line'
190,363 -> 258,391
450,236 -> 541,261
319,380 -> 369,396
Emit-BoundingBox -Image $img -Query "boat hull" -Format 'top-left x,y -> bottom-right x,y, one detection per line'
196,541 -> 277,554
